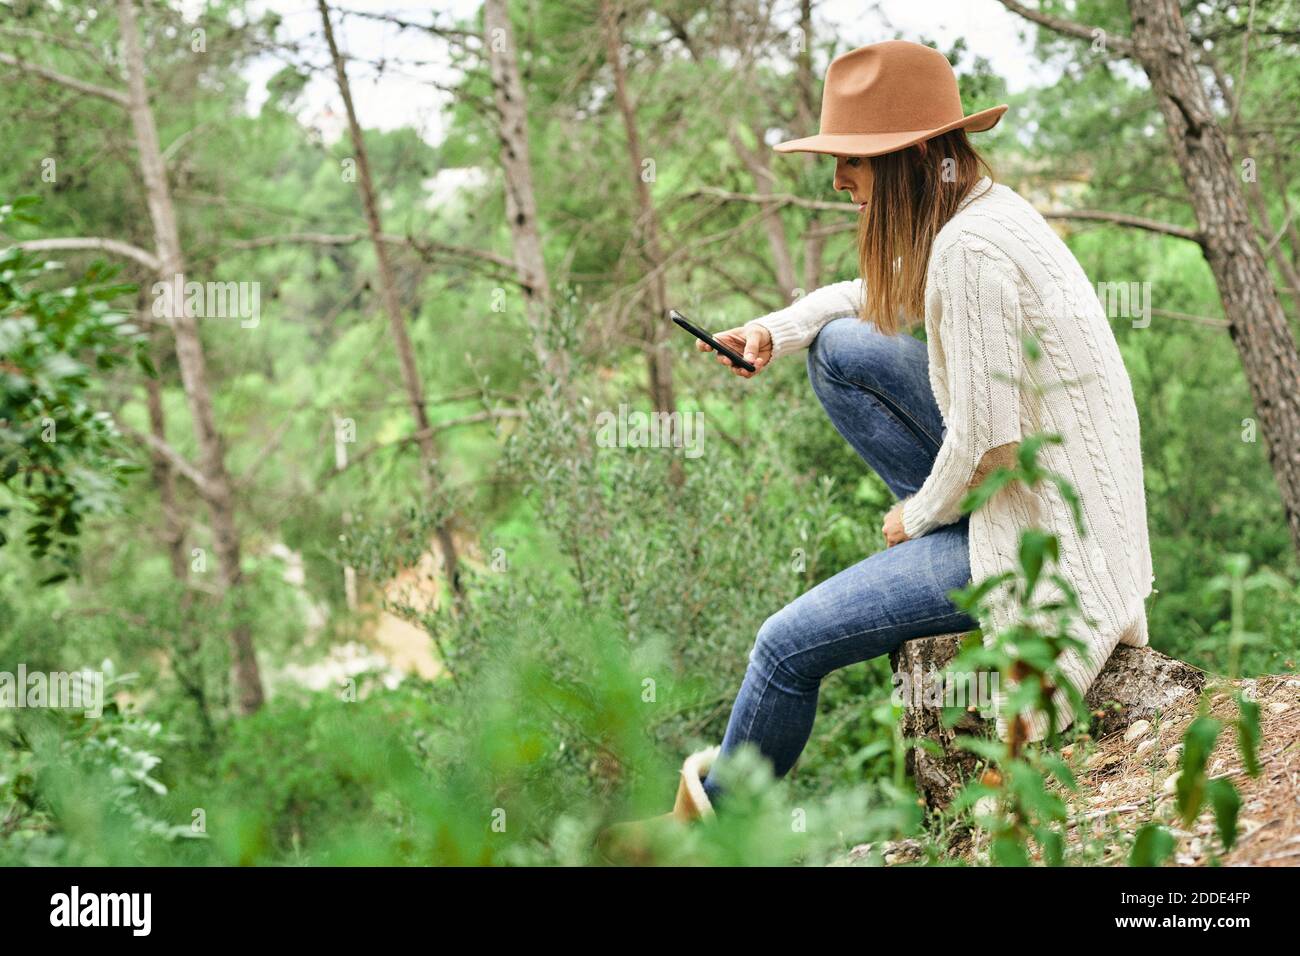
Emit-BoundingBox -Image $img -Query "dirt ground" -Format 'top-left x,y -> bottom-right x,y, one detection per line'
843,671 -> 1300,867
1055,672 -> 1300,866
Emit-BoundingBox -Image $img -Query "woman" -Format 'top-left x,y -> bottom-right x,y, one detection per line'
608,41 -> 1153,841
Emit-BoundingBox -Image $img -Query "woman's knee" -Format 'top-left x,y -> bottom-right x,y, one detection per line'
807,316 -> 885,395
748,606 -> 821,689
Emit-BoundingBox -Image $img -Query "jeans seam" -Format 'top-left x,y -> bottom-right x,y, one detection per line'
811,326 -> 944,450
765,609 -> 975,687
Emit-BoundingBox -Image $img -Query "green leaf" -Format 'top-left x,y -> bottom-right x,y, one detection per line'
1207,777 -> 1241,850
992,833 -> 1031,867
1176,715 -> 1221,826
1235,695 -> 1261,777
1129,823 -> 1175,866
1017,529 -> 1058,598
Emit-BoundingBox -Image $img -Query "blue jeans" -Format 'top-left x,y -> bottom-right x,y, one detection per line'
702,317 -> 978,803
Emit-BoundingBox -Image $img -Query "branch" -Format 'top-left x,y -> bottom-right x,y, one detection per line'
118,424 -> 215,504
226,231 -> 516,270
1041,208 -> 1203,244
0,51 -> 128,106
689,185 -> 853,213
162,122 -> 214,166
337,7 -> 481,49
994,0 -> 1134,58
1150,307 -> 1229,329
0,25 -> 103,56
223,230 -> 524,285
12,237 -> 160,271
325,410 -> 525,481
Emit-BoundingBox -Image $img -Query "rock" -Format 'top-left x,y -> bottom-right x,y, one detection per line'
889,638 -> 1206,812
1165,744 -> 1184,767
1124,719 -> 1151,742
1163,770 -> 1182,794
1086,751 -> 1122,771
843,838 -> 924,866
1135,737 -> 1157,759
1267,701 -> 1290,715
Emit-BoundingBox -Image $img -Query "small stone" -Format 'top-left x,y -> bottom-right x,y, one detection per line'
1135,737 -> 1157,759
1124,719 -> 1151,742
1163,770 -> 1181,793
1086,751 -> 1122,771
1165,745 -> 1184,767
1268,701 -> 1290,715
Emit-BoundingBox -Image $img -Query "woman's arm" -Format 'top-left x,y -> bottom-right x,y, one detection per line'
744,278 -> 864,360
900,244 -> 1024,539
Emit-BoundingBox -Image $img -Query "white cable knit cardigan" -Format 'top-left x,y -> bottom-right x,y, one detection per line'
750,176 -> 1154,742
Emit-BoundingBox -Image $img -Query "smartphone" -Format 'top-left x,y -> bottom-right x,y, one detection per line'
670,309 -> 757,372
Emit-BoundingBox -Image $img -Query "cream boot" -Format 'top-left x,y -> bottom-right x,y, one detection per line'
596,746 -> 720,863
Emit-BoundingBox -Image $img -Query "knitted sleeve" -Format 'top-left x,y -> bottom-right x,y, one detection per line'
745,278 -> 863,360
901,244 -> 1024,538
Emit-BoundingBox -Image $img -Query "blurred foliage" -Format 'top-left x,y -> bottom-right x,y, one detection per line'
0,200 -> 146,580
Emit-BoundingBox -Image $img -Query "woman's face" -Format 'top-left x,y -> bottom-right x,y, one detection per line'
834,154 -> 873,212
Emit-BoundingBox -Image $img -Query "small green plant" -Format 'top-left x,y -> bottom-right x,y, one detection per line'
1133,554 -> 1275,863
922,427 -> 1091,865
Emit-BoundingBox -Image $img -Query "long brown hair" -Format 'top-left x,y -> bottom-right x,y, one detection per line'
858,129 -> 994,335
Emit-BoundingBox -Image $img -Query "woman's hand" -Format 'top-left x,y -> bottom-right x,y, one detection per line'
883,504 -> 910,548
695,323 -> 772,379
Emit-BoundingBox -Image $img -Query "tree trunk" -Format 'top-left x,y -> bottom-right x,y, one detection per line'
803,227 -> 826,293
1126,0 -> 1300,555
890,634 -> 1207,812
729,125 -> 798,303
1202,53 -> 1300,320
794,0 -> 817,136
142,322 -> 188,584
117,0 -> 264,714
316,0 -> 464,602
482,0 -> 568,386
599,0 -> 678,427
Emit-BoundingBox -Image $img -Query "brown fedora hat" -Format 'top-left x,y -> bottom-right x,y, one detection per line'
774,40 -> 1008,157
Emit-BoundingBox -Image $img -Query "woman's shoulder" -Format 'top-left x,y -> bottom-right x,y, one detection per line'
931,180 -> 1044,272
